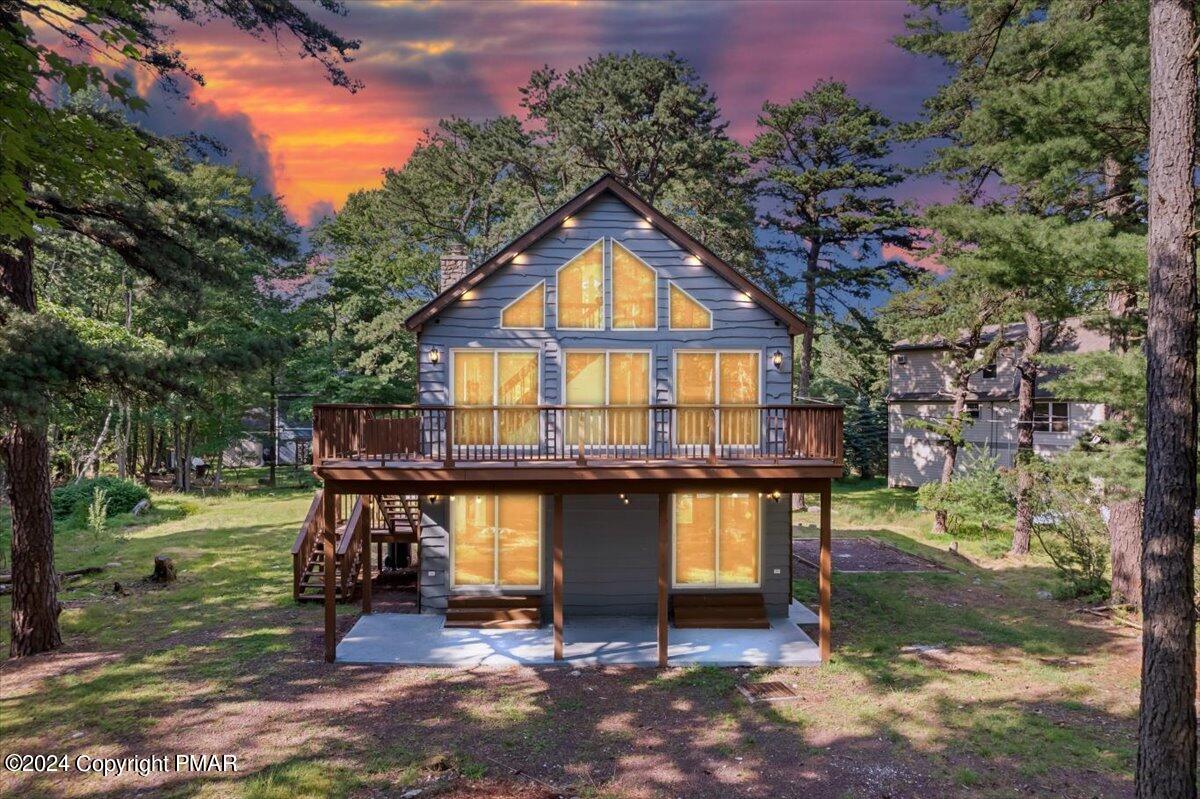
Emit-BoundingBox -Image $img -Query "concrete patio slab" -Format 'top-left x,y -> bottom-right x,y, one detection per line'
337,610 -> 821,668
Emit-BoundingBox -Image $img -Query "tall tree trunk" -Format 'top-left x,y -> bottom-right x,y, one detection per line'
1109,498 -> 1143,608
142,421 -> 155,486
934,373 -> 970,536
1138,2 -> 1197,796
1010,311 -> 1043,556
1103,156 -> 1140,355
797,244 -> 821,398
0,236 -> 62,656
172,414 -> 185,492
75,399 -> 114,483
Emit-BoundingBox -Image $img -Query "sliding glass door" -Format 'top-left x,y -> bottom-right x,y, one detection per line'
563,350 -> 651,448
674,351 -> 760,446
452,350 -> 539,446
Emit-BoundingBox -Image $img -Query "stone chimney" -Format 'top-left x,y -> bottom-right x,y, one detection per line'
439,242 -> 469,292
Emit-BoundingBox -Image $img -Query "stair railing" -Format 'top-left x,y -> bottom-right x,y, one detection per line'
292,490 -> 324,600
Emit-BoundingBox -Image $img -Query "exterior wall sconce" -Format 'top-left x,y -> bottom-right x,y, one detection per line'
429,348 -> 440,364
769,490 -> 782,502
427,495 -> 440,503
772,350 -> 783,368
618,493 -> 629,505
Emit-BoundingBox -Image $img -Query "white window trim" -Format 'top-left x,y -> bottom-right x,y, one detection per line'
499,280 -> 546,330
667,280 -> 713,331
555,238 -> 606,330
670,350 -> 764,447
560,349 -> 654,446
670,492 -> 763,589
448,348 -> 543,446
608,239 -> 659,331
448,495 -> 544,591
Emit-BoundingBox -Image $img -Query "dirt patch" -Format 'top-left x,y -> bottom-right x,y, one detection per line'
793,537 -> 947,573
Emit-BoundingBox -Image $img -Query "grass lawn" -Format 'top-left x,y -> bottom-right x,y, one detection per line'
0,479 -> 1140,799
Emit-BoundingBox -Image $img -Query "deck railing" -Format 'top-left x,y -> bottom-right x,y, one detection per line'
312,403 -> 843,467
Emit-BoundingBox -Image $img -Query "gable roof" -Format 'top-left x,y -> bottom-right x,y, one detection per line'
404,174 -> 805,334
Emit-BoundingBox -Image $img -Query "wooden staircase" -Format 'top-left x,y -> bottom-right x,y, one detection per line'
295,540 -> 360,603
375,495 -> 421,544
445,595 -> 542,629
671,592 -> 770,629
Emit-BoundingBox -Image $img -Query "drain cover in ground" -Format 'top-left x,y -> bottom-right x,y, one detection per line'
737,681 -> 800,704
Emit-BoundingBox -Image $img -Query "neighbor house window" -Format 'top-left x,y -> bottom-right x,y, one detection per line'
964,401 -> 981,421
563,350 -> 651,445
1033,401 -> 1069,433
669,282 -> 712,330
556,240 -> 604,329
981,362 -> 997,379
452,350 -> 539,445
451,495 -> 541,588
674,351 -> 760,445
673,493 -> 760,587
610,241 -> 657,329
501,282 -> 545,329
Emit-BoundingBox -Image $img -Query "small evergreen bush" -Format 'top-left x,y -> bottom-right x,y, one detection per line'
52,476 -> 149,520
916,451 -> 1013,537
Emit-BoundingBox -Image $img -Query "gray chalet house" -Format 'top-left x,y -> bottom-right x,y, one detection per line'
887,320 -> 1108,487
295,175 -> 844,667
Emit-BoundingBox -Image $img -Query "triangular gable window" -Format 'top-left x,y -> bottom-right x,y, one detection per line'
669,282 -> 712,330
611,241 -> 657,329
501,281 -> 545,329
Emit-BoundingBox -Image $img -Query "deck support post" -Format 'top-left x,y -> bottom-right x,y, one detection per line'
657,492 -> 669,667
361,494 -> 372,615
818,482 -> 832,663
552,494 -> 564,661
323,485 -> 337,663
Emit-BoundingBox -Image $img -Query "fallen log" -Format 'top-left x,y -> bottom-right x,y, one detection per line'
0,566 -> 104,585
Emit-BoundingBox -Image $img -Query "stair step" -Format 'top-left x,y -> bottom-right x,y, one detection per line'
448,594 -> 539,609
672,592 -> 764,608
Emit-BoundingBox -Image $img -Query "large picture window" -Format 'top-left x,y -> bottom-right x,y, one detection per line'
451,495 -> 541,588
611,242 -> 657,329
452,350 -> 539,445
563,350 -> 651,446
674,351 -> 760,445
556,240 -> 604,329
673,493 -> 760,587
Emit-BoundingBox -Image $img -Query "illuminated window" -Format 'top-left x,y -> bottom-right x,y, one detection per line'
674,352 -> 760,445
564,350 -> 651,446
556,240 -> 604,329
669,282 -> 712,330
611,242 -> 657,329
452,350 -> 539,445
451,495 -> 541,588
673,493 -> 760,587
501,282 -> 545,329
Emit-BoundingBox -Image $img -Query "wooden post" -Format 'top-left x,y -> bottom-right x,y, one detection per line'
323,485 -> 337,663
818,482 -> 832,663
552,494 -> 564,661
361,494 -> 372,615
707,406 -> 718,464
443,408 -> 455,467
657,492 -> 669,667
788,493 -> 794,605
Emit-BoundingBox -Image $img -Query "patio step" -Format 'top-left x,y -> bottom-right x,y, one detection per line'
445,595 -> 542,628
448,594 -> 540,609
672,592 -> 769,629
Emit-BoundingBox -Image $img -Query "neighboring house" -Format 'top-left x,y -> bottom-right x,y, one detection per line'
887,320 -> 1108,488
224,408 -> 313,468
296,174 -> 845,667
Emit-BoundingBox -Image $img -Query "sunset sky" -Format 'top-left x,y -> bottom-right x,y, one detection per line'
140,1 -> 953,227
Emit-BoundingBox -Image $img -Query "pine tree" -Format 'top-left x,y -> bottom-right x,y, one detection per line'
751,81 -> 913,398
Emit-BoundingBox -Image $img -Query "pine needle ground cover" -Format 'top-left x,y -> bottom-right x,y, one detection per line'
0,481 -> 1139,799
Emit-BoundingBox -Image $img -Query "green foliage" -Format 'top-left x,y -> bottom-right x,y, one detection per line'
811,313 -> 890,478
916,452 -> 1013,536
1026,464 -> 1110,600
86,489 -> 110,550
52,477 -> 149,521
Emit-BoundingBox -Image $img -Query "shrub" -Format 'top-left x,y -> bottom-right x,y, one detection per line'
916,450 -> 1013,536
87,488 -> 110,549
52,476 -> 149,520
1028,465 -> 1110,601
